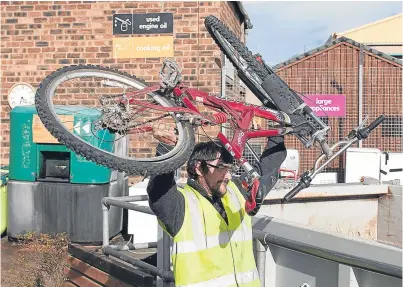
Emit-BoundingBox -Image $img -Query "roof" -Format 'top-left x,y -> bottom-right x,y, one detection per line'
273,36 -> 402,71
233,2 -> 253,29
331,13 -> 402,45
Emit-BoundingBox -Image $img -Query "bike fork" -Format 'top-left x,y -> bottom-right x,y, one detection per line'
217,132 -> 260,181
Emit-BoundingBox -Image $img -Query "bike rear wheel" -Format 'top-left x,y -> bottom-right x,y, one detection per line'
205,15 -> 303,114
35,65 -> 195,176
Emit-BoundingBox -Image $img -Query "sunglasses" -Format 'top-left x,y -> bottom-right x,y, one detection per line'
205,162 -> 232,170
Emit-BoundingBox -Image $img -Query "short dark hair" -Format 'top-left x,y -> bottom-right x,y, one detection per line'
187,140 -> 233,179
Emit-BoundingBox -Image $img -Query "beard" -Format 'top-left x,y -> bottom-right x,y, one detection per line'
210,178 -> 229,198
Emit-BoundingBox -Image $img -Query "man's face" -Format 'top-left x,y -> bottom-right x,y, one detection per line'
202,153 -> 232,198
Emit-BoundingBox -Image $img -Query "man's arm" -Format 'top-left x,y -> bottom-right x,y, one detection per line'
146,141 -> 185,237
234,136 -> 287,216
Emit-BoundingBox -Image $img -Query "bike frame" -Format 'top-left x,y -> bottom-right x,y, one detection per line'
123,84 -> 291,167
108,59 -> 384,205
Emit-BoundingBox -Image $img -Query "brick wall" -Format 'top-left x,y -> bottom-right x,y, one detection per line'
1,1 -> 245,169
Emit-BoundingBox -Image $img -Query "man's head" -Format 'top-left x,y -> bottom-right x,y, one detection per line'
187,140 -> 233,198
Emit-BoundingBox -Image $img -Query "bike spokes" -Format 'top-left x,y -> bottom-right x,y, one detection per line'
49,74 -> 183,160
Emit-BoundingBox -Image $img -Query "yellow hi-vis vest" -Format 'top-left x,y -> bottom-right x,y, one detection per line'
170,181 -> 260,287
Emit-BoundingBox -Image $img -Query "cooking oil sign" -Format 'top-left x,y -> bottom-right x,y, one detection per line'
113,13 -> 174,59
113,36 -> 173,58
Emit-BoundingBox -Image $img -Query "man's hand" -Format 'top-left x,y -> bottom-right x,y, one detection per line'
152,127 -> 177,146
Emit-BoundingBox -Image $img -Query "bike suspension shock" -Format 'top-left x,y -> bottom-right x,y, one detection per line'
212,112 -> 228,124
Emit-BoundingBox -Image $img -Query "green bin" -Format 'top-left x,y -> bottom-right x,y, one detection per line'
7,106 -> 128,243
1,166 -> 8,235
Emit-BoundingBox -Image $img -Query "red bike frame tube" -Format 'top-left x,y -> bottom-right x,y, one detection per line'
217,132 -> 243,160
247,129 -> 282,139
123,84 -> 288,147
124,85 -> 161,104
183,88 -> 284,123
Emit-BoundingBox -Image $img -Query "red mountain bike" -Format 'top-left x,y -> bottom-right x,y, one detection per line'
35,15 -> 384,208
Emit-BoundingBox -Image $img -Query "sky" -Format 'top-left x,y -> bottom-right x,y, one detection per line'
242,1 -> 402,66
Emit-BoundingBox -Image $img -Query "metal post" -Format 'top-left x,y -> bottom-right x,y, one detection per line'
102,203 -> 110,247
102,198 -> 154,215
358,44 -> 364,148
221,52 -> 226,99
220,52 -> 227,139
157,225 -> 173,287
103,246 -> 174,282
254,238 -> 267,287
109,241 -> 158,251
106,195 -> 149,202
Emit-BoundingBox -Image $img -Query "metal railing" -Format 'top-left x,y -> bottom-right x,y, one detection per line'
102,194 -> 402,287
252,216 -> 402,287
102,195 -> 174,286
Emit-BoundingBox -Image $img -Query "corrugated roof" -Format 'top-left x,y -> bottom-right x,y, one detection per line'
273,36 -> 402,71
332,13 -> 402,45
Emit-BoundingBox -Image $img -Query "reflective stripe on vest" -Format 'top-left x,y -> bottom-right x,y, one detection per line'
173,182 -> 260,287
171,190 -> 206,255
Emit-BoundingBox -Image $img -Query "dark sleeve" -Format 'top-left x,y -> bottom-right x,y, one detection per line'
146,143 -> 185,237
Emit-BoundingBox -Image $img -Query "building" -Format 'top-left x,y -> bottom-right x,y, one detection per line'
1,1 -> 251,169
329,13 -> 402,59
239,14 -> 402,182
272,37 -> 402,182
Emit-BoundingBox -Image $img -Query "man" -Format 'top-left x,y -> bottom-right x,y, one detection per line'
147,129 -> 286,287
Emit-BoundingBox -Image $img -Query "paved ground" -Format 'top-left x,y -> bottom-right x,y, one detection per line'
1,235 -> 24,273
1,234 -> 33,286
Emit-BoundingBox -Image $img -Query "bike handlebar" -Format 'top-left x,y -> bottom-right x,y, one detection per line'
283,181 -> 306,201
356,115 -> 385,140
283,115 -> 385,201
367,115 -> 385,133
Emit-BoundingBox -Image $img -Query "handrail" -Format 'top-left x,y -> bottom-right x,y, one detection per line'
103,197 -> 154,215
102,194 -> 174,286
252,216 -> 403,279
103,246 -> 174,282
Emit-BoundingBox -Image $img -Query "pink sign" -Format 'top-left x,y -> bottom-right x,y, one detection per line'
303,94 -> 346,117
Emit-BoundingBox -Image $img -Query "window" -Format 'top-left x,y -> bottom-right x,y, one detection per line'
224,56 -> 235,80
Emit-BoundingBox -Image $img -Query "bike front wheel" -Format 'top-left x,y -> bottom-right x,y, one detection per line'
205,15 -> 304,114
35,65 -> 195,176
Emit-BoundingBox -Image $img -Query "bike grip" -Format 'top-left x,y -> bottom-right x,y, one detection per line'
245,179 -> 260,214
283,182 -> 305,201
367,115 -> 385,133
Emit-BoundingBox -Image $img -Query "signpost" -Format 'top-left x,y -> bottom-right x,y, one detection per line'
113,14 -> 133,35
113,13 -> 174,59
113,13 -> 173,35
133,13 -> 173,34
113,36 -> 174,58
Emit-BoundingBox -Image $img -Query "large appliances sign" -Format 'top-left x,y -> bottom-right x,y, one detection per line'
303,94 -> 346,117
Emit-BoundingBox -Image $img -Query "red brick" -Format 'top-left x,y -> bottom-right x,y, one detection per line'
0,1 -> 245,163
